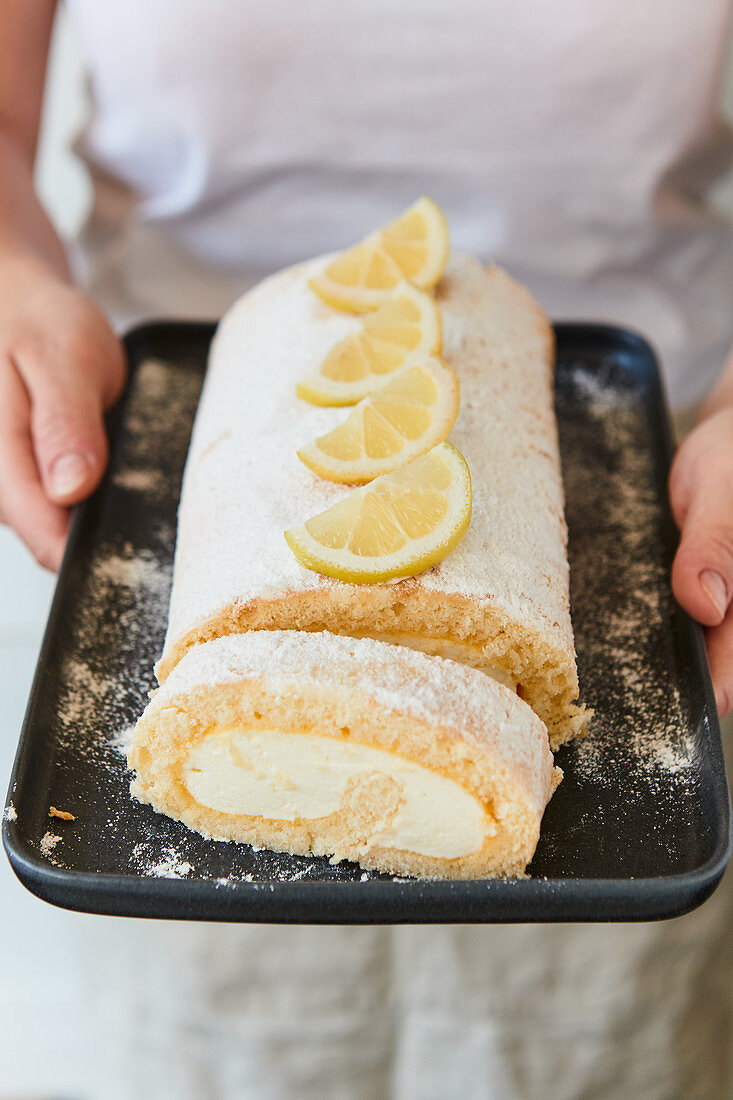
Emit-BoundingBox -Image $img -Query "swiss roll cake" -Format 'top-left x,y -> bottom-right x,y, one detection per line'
129,632 -> 561,880
156,253 -> 587,748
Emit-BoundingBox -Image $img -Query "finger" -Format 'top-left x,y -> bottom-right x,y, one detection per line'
0,360 -> 69,571
672,477 -> 733,629
706,609 -> 733,717
668,445 -> 693,529
13,346 -> 110,507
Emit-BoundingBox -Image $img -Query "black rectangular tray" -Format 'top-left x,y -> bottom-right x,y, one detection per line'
4,321 -> 730,923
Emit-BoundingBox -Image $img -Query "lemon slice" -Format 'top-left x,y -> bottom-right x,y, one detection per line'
309,197 -> 450,313
297,358 -> 459,484
284,442 -> 471,584
297,283 -> 442,407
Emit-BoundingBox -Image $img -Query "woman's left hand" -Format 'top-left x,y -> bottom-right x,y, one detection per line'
670,405 -> 733,715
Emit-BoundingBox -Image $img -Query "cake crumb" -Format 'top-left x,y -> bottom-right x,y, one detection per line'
3,804 -> 17,822
49,806 -> 76,821
40,831 -> 62,857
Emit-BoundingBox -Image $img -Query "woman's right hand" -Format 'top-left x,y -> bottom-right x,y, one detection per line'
0,254 -> 126,571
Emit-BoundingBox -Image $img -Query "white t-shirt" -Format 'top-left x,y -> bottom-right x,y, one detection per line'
65,0 -> 733,407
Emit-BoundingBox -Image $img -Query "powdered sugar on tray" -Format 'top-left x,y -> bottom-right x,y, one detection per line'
55,545 -> 171,759
51,362 -> 182,760
556,354 -> 695,789
131,842 -> 193,879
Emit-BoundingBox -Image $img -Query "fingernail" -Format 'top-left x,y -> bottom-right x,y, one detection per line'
700,569 -> 728,621
49,453 -> 90,498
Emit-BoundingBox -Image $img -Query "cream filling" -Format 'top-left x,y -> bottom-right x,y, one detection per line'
183,729 -> 489,859
360,633 -> 517,689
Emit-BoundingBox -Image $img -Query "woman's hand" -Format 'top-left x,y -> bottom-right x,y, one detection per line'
670,405 -> 733,716
0,255 -> 125,571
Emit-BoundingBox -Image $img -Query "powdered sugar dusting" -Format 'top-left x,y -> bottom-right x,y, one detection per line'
111,724 -> 136,756
131,843 -> 193,879
52,362 -> 183,770
556,353 -> 695,787
55,545 -> 170,758
113,468 -> 165,494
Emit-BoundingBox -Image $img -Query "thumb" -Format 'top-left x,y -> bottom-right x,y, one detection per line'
671,476 -> 733,628
26,365 -> 110,506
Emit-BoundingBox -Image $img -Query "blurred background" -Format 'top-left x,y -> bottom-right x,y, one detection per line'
3,6 -> 733,1095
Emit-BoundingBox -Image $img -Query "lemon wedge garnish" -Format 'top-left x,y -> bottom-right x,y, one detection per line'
297,359 -> 459,485
285,442 -> 471,584
297,282 -> 442,407
309,197 -> 450,313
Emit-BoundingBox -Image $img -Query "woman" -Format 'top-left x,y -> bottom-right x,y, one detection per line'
1,2 -> 732,1096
